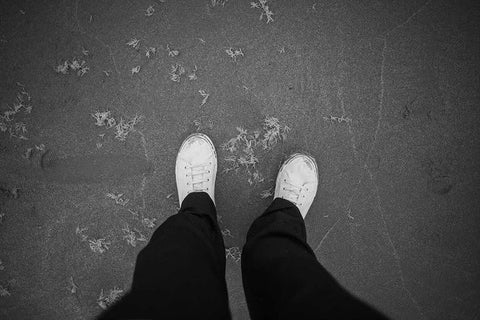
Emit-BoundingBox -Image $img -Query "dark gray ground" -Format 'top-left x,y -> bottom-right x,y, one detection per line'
1,0 -> 480,319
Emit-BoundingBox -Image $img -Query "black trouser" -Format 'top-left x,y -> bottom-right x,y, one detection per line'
98,192 -> 387,320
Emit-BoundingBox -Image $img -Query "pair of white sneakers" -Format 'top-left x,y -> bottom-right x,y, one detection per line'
175,133 -> 318,218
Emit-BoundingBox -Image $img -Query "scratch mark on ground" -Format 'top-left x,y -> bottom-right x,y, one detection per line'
138,173 -> 148,210
344,34 -> 386,224
367,168 -> 425,318
137,130 -> 150,161
345,0 -> 433,217
75,0 -> 120,75
339,0 -> 433,317
314,216 -> 342,252
385,0 -> 433,36
338,86 -> 360,161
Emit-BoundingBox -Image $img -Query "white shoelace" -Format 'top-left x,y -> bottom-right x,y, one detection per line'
185,163 -> 211,193
282,179 -> 303,206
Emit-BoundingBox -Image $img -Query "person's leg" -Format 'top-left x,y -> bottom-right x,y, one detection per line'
242,153 -> 387,320
98,192 -> 230,320
98,133 -> 230,320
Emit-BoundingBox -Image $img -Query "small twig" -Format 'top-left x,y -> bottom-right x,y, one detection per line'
68,276 -> 78,294
199,90 -> 210,106
166,44 -> 179,57
126,38 -> 140,49
145,5 -> 155,16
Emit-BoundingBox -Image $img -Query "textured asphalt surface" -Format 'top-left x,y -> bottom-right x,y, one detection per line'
1,0 -> 479,319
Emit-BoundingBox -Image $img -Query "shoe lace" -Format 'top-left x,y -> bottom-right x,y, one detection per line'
282,179 -> 303,206
185,163 -> 211,193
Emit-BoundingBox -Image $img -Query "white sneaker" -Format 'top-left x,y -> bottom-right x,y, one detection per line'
274,153 -> 318,218
175,133 -> 217,205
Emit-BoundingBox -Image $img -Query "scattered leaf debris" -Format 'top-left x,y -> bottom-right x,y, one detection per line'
122,224 -> 147,247
225,246 -> 242,263
68,276 -> 78,294
97,287 -> 123,309
250,0 -> 274,23
260,187 -> 273,199
221,229 -> 233,237
211,0 -> 229,7
114,115 -> 143,141
88,238 -> 111,254
145,46 -> 156,58
166,44 -> 179,57
169,63 -> 185,82
131,66 -> 141,75
55,58 -> 89,76
199,89 -> 210,106
221,116 -> 290,185
126,38 -> 141,50
141,217 -> 157,229
188,65 -> 198,80
0,285 -> 10,297
1,83 -> 33,140
225,47 -> 244,62
75,226 -> 89,242
145,5 -> 155,16
106,193 -> 130,206
322,115 -> 352,124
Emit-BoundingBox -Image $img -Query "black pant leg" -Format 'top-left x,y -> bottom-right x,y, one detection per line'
241,198 -> 388,320
97,192 -> 231,320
